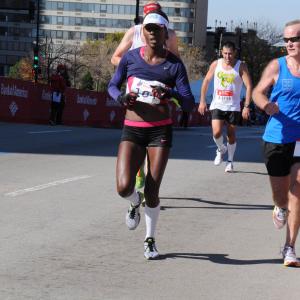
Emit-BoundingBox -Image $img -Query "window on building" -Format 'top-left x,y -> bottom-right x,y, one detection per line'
57,16 -> 63,25
57,2 -> 64,11
81,32 -> 87,40
107,5 -> 112,14
75,3 -> 82,12
100,5 -> 107,13
174,8 -> 181,17
56,31 -> 63,39
69,31 -> 76,40
88,4 -> 94,13
69,3 -> 75,11
113,5 -> 118,14
75,18 -> 81,26
63,31 -> 68,40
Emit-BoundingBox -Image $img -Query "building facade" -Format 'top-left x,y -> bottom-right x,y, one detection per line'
39,0 -> 207,46
0,0 -> 36,76
0,0 -> 208,76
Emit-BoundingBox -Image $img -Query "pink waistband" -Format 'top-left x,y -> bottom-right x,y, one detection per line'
124,118 -> 172,128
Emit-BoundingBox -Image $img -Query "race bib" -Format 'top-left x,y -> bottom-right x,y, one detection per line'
52,92 -> 62,103
215,89 -> 234,103
127,77 -> 168,104
294,140 -> 300,157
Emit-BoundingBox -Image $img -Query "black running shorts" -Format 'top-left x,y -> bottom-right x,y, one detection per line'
211,109 -> 241,125
121,124 -> 173,148
262,141 -> 300,177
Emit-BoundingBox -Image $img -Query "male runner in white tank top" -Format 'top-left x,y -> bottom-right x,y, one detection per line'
198,41 -> 252,172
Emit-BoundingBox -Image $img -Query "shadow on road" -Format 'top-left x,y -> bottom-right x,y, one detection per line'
156,253 -> 282,265
160,197 -> 273,211
233,170 -> 268,175
0,123 -> 265,162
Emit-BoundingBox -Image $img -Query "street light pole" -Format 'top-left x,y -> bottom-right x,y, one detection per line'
34,0 -> 40,83
134,0 -> 140,25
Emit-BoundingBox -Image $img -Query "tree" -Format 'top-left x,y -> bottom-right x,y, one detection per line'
80,71 -> 94,90
240,22 -> 283,85
179,43 -> 209,81
80,38 -> 118,91
8,57 -> 33,81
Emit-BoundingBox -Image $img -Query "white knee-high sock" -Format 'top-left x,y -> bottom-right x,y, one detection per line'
124,190 -> 140,206
145,204 -> 160,239
213,136 -> 224,150
227,142 -> 237,162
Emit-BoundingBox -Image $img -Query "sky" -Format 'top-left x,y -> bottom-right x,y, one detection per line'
207,0 -> 300,32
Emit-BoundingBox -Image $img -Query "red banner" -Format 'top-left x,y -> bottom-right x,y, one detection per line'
0,77 -> 210,128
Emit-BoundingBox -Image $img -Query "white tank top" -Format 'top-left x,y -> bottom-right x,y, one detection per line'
210,59 -> 243,111
129,25 -> 145,50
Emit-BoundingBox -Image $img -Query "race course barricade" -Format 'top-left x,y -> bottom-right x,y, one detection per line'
0,77 -> 210,128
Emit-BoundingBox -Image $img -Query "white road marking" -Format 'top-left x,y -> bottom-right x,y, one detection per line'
5,175 -> 92,197
28,130 -> 72,134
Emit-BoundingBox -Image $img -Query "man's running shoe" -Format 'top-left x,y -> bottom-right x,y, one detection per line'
282,245 -> 300,267
135,170 -> 145,190
272,206 -> 287,229
144,237 -> 159,260
125,192 -> 143,230
214,145 -> 227,166
225,161 -> 234,173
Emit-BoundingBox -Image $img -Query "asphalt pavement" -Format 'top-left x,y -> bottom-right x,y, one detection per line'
0,122 -> 299,300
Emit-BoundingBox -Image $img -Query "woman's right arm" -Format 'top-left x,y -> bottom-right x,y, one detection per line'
111,27 -> 135,66
108,55 -> 128,101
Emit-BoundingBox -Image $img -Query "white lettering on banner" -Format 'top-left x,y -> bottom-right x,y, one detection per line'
106,97 -> 121,107
77,95 -> 97,105
9,101 -> 18,116
83,109 -> 90,121
1,83 -> 28,99
41,89 -> 52,101
110,110 -> 116,122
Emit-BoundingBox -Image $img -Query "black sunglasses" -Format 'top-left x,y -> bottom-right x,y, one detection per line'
283,36 -> 300,43
144,23 -> 164,32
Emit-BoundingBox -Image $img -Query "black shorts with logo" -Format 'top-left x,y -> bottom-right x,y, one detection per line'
211,109 -> 241,125
121,125 -> 173,148
262,141 -> 300,177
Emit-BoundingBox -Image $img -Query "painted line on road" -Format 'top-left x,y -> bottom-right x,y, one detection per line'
5,175 -> 92,197
27,130 -> 72,134
0,152 -> 10,155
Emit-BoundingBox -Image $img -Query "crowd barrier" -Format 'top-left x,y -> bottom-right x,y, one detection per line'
0,77 -> 211,128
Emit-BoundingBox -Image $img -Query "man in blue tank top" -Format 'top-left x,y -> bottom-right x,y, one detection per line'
253,20 -> 300,267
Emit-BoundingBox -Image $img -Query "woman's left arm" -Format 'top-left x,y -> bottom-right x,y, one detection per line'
174,62 -> 195,112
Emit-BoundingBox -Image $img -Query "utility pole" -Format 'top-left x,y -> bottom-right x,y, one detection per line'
34,0 -> 40,83
134,0 -> 140,25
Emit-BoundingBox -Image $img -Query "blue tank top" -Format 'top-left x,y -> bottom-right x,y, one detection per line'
263,56 -> 300,143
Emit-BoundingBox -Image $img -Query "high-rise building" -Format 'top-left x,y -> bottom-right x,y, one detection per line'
0,0 -> 36,75
39,0 -> 207,46
0,1 -> 208,76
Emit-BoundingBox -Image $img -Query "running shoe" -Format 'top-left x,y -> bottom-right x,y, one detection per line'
225,161 -> 234,173
282,245 -> 300,267
135,170 -> 145,190
125,192 -> 143,230
214,145 -> 227,166
140,191 -> 146,207
144,237 -> 159,260
272,206 -> 287,229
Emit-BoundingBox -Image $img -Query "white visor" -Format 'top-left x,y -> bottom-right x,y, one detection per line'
143,13 -> 169,29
